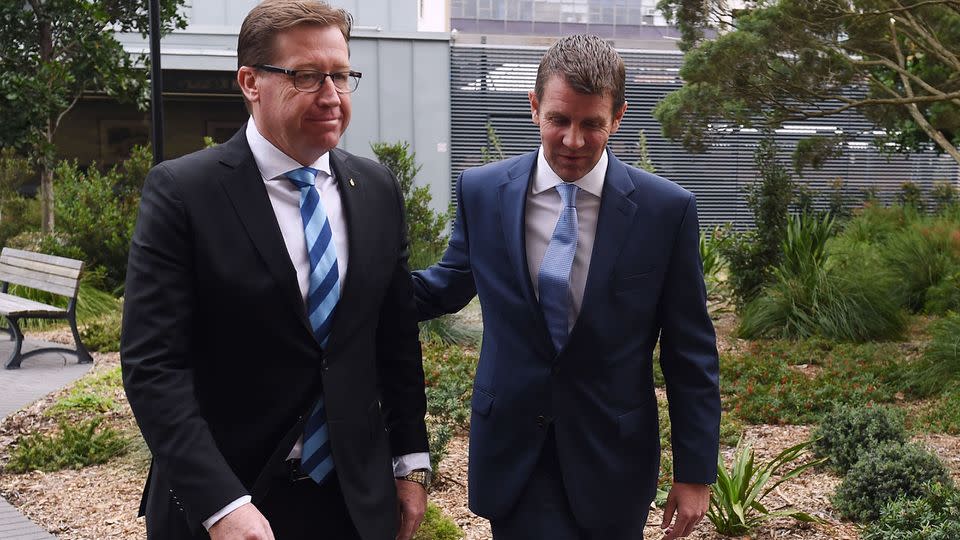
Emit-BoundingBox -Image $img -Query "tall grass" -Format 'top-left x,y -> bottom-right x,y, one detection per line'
879,220 -> 960,312
4,281 -> 120,329
903,312 -> 960,397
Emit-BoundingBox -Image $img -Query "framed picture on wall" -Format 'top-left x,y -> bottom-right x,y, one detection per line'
99,119 -> 150,165
205,121 -> 244,144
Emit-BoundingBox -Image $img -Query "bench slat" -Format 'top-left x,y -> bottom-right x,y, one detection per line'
0,248 -> 83,270
0,264 -> 79,290
0,292 -> 66,317
0,256 -> 81,280
0,269 -> 78,298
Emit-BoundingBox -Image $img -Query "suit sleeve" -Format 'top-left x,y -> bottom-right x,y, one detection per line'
121,165 -> 248,529
657,194 -> 721,485
412,172 -> 478,320
375,169 -> 430,456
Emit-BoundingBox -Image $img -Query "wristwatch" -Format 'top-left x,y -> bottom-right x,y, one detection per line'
398,468 -> 433,492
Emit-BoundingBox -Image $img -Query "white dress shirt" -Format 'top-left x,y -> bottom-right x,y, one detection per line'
525,146 -> 607,332
203,119 -> 429,530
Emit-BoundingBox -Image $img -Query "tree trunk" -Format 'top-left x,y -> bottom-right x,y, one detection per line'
40,165 -> 54,233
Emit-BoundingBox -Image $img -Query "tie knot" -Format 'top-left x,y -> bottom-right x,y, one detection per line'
556,182 -> 578,208
285,166 -> 320,189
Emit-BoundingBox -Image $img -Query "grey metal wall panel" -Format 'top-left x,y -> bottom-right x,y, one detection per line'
336,38 -> 452,213
450,45 -> 960,230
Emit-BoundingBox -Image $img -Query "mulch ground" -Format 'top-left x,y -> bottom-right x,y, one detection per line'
1,323 -> 958,539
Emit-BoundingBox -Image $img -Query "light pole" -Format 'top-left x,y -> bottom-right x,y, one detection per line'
148,0 -> 164,164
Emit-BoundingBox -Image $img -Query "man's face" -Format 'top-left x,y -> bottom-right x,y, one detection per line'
239,24 -> 352,165
529,75 -> 626,182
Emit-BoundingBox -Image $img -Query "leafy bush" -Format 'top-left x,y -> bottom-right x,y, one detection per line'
412,503 -> 464,540
723,341 -> 903,424
699,225 -> 728,296
371,141 -> 450,271
80,307 -> 122,352
862,483 -> 960,540
833,442 -> 953,521
422,340 -> 476,471
0,194 -> 39,248
5,417 -> 130,473
419,315 -> 480,348
898,181 -> 924,213
917,390 -> 960,435
707,440 -> 823,536
811,404 -> 906,474
924,273 -> 960,314
902,312 -> 960,397
720,138 -> 793,306
841,204 -> 907,244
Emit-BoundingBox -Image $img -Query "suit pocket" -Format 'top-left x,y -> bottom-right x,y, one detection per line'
472,387 -> 495,417
614,270 -> 656,294
617,398 -> 656,439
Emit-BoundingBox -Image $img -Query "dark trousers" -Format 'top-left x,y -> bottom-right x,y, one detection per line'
490,432 -> 649,540
258,473 -> 362,540
147,472 -> 361,540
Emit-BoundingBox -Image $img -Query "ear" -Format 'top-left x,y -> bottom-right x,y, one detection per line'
237,66 -> 260,104
609,101 -> 628,134
528,90 -> 540,126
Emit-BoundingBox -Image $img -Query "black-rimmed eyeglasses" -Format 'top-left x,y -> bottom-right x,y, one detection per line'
253,64 -> 362,94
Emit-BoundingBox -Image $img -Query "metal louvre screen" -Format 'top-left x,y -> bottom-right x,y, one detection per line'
450,44 -> 959,229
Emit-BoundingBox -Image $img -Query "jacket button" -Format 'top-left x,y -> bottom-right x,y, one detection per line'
537,415 -> 546,428
321,360 -> 329,370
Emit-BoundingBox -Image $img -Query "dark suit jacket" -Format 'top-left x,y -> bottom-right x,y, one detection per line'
121,127 -> 428,540
413,150 -> 721,530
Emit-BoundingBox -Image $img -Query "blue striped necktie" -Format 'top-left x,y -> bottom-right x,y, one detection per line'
538,182 -> 579,352
285,166 -> 339,484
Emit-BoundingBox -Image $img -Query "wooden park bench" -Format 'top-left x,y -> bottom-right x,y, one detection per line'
0,247 -> 93,369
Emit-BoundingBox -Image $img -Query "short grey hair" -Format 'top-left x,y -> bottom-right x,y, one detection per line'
534,34 -> 626,116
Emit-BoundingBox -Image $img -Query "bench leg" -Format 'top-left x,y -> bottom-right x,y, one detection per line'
68,315 -> 93,365
4,317 -> 25,369
0,316 -> 14,340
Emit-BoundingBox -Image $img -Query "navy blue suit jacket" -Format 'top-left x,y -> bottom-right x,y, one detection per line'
413,150 -> 721,529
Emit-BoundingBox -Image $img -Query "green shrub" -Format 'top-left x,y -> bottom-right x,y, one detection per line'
898,181 -> 925,213
841,204 -> 907,244
811,404 -> 906,474
862,483 -> 960,540
371,141 -> 450,271
707,440 -> 823,536
5,417 -> 130,473
737,263 -> 904,342
422,341 -> 476,471
904,312 -> 960,397
80,307 -> 122,352
780,212 -> 835,277
833,442 -> 953,522
723,341 -> 902,424
879,220 -> 960,312
0,195 -> 39,248
46,366 -> 123,417
924,273 -> 960,314
917,390 -> 960,435
412,503 -> 463,540
52,148 -> 152,293
419,315 -> 480,347
699,225 -> 728,296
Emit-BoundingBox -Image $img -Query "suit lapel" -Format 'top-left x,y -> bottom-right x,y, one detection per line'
575,152 -> 638,328
498,152 -> 541,312
323,148 -> 368,352
215,128 -> 314,338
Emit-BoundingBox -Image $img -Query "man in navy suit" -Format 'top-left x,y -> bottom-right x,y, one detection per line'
413,35 -> 720,539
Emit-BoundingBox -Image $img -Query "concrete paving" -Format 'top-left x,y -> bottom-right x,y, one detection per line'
0,337 -> 93,539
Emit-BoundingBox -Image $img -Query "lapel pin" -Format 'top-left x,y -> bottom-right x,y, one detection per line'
349,178 -> 356,187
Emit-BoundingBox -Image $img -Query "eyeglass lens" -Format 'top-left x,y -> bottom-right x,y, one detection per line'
294,71 -> 358,93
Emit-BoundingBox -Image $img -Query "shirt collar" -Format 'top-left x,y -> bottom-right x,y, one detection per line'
246,117 -> 332,182
532,145 -> 607,198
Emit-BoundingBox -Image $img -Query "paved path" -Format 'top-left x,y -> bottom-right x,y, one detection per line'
0,337 -> 92,539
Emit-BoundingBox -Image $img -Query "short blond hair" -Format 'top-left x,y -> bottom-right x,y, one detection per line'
237,0 -> 352,68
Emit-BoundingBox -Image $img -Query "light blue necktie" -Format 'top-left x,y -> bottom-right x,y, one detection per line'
538,182 -> 579,352
286,166 -> 339,484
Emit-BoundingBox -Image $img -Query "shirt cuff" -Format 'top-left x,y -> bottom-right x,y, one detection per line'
392,452 -> 431,476
203,495 -> 252,531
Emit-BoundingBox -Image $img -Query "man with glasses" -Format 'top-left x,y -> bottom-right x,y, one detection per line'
122,1 -> 430,539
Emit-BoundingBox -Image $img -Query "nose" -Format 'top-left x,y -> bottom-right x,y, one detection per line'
314,77 -> 341,105
562,126 -> 585,150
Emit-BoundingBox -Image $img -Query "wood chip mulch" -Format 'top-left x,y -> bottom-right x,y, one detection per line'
2,328 -> 960,539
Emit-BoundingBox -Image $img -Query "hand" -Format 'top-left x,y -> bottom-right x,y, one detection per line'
395,478 -> 427,540
209,503 -> 274,540
661,482 -> 709,539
